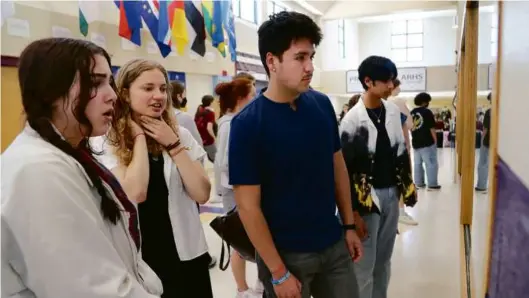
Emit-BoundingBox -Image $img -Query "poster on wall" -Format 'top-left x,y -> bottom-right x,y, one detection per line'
487,158 -> 529,298
167,71 -> 186,85
346,67 -> 427,94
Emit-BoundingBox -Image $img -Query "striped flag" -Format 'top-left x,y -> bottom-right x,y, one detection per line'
184,1 -> 206,56
201,0 -> 213,39
141,0 -> 172,57
79,0 -> 101,37
170,1 -> 188,55
211,0 -> 226,57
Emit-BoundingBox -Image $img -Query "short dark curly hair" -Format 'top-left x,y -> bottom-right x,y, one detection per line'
414,92 -> 432,106
258,11 -> 322,76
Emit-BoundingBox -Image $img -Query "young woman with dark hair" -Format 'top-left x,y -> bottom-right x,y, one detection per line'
170,80 -> 202,145
1,38 -> 162,297
213,78 -> 261,298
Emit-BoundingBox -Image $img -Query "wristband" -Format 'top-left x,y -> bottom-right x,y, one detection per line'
271,271 -> 291,286
165,140 -> 181,151
343,224 -> 356,231
133,133 -> 145,141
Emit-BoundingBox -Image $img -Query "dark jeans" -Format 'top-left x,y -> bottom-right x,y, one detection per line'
257,238 -> 359,298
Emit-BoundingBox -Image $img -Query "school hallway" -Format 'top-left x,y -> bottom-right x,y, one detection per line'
199,148 -> 490,298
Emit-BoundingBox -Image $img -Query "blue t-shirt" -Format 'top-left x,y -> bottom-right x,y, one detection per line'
228,89 -> 342,252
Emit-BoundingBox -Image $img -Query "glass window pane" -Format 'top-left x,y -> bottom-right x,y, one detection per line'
491,28 -> 498,43
391,35 -> 407,49
339,43 -> 345,58
491,13 -> 498,28
392,48 -> 407,62
407,20 -> 423,33
491,42 -> 497,57
232,0 -> 240,17
275,4 -> 285,13
407,48 -> 423,61
240,0 -> 256,23
407,34 -> 423,47
392,20 -> 407,35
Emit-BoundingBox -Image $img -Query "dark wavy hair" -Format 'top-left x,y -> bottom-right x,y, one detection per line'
18,37 -> 121,224
258,11 -> 322,75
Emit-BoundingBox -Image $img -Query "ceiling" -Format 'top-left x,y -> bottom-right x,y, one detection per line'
303,0 -> 458,19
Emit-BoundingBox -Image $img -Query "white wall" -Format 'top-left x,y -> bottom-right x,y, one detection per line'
321,19 -> 359,71
321,11 -> 495,70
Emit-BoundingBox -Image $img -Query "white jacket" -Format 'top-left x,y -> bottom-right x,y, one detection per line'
90,126 -> 208,261
1,125 -> 163,298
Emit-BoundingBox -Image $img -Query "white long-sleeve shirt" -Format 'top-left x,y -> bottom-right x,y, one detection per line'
1,125 -> 162,298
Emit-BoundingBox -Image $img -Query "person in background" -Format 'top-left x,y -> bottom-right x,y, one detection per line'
235,71 -> 257,87
92,58 -> 213,298
170,80 -> 217,269
410,92 -> 441,190
341,55 -> 417,298
170,80 -> 202,145
387,79 -> 418,226
476,92 -> 492,192
348,94 -> 362,110
2,38 -> 162,297
339,103 -> 350,123
230,11 -> 362,298
214,78 -> 262,298
195,95 -> 217,162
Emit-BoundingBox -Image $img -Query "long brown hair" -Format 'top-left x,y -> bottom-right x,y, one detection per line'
18,37 -> 121,224
107,58 -> 177,166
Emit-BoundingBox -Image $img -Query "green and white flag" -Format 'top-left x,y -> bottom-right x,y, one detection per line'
79,0 -> 101,37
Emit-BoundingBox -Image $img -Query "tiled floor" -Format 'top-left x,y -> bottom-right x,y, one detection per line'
200,148 -> 491,297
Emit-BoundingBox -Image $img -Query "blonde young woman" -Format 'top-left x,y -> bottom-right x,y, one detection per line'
91,59 -> 213,297
214,78 -> 263,298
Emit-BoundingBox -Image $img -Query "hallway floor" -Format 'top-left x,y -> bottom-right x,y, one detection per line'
200,148 -> 491,297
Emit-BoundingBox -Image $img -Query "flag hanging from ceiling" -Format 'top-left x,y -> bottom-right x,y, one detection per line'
157,0 -> 172,47
184,1 -> 206,56
201,0 -> 213,39
79,0 -> 101,37
224,0 -> 237,62
170,1 -> 188,55
141,0 -> 172,57
211,0 -> 226,57
116,0 -> 142,46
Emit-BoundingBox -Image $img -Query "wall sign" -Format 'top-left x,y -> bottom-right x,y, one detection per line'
346,67 -> 427,94
167,71 -> 186,85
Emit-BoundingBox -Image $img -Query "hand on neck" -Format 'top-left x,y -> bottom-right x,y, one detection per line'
363,91 -> 383,109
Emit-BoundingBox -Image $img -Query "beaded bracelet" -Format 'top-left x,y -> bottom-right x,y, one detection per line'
271,271 -> 291,286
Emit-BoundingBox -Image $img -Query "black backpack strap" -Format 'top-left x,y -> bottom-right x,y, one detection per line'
218,238 -> 231,271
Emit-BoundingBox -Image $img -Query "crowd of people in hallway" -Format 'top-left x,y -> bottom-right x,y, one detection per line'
1,9 -> 491,298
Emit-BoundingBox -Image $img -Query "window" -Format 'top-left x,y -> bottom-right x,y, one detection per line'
491,13 -> 498,57
232,0 -> 258,24
338,19 -> 345,58
267,0 -> 288,17
391,19 -> 423,62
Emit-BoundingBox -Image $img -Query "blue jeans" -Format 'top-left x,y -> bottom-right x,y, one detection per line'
413,144 -> 439,187
355,187 -> 399,298
476,144 -> 489,189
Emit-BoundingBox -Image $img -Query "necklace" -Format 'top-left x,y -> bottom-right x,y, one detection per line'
367,105 -> 384,123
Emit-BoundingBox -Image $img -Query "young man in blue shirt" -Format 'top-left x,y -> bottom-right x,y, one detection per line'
229,11 -> 363,298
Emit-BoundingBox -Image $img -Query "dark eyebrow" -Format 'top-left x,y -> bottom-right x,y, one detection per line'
91,73 -> 109,79
295,50 -> 316,57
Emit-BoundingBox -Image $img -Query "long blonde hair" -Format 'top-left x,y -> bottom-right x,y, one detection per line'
107,58 -> 177,166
